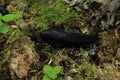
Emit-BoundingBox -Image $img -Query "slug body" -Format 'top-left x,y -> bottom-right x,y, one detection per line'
40,29 -> 98,47
0,5 -> 8,15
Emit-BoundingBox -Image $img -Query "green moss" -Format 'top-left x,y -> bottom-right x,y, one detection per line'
0,29 -> 23,65
72,49 -> 98,80
34,0 -> 82,30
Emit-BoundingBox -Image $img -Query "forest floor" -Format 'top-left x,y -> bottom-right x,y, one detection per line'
0,0 -> 120,80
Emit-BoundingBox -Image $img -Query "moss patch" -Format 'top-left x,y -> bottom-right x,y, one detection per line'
34,0 -> 82,30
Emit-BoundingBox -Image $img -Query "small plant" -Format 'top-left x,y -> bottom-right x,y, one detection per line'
43,65 -> 62,80
0,13 -> 15,34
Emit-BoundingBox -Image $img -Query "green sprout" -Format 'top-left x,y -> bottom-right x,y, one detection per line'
43,65 -> 63,80
0,13 -> 15,34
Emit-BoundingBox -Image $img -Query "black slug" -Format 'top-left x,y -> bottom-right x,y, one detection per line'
40,29 -> 98,47
0,5 -> 8,15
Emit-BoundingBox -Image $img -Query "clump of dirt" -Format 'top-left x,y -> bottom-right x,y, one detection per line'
97,30 -> 119,64
9,35 -> 39,80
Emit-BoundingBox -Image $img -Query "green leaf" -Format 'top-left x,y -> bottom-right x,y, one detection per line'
0,13 -> 2,19
47,71 -> 57,79
43,65 -> 62,79
0,20 -> 3,27
43,75 -> 52,80
43,65 -> 53,74
0,26 -> 9,34
53,66 -> 62,74
2,14 -> 15,22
